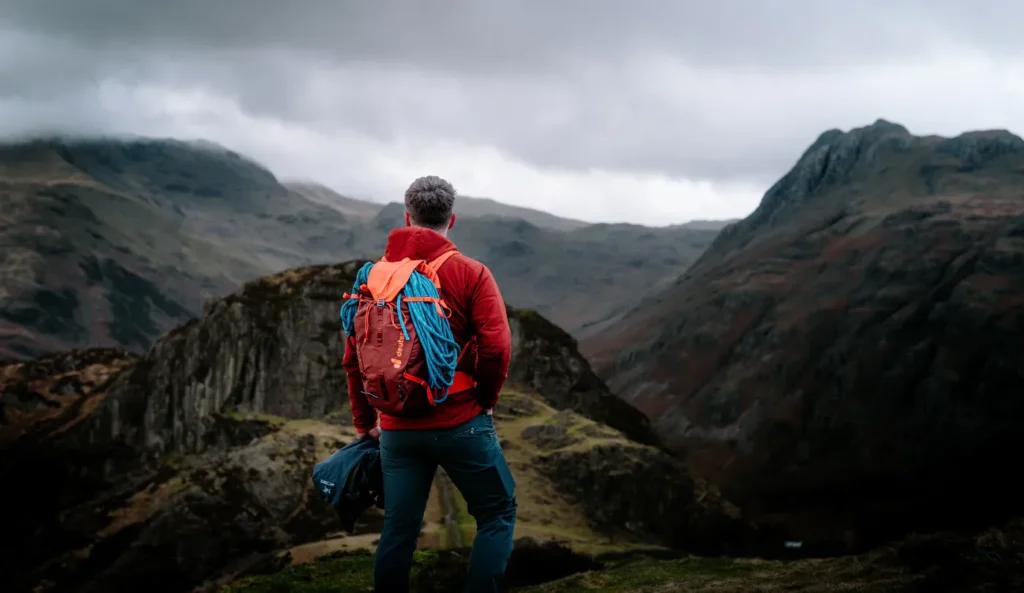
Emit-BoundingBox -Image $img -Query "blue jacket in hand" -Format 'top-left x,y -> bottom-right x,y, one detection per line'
312,435 -> 385,533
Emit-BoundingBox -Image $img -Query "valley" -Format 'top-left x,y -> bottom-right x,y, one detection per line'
0,137 -> 722,360
3,121 -> 1024,592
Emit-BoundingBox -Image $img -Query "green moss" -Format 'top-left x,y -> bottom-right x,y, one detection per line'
221,551 -> 438,593
222,410 -> 288,427
523,553 -> 920,593
220,551 -> 916,593
523,557 -> 755,592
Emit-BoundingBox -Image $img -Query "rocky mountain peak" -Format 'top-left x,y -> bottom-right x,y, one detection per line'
712,120 -> 1024,254
584,118 -> 1024,557
749,119 -> 914,227
935,128 -> 1024,168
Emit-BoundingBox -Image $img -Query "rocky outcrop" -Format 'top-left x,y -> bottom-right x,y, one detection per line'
0,260 -> 691,593
78,262 -> 362,460
507,306 -> 658,446
7,415 -> 355,593
63,262 -> 659,466
583,120 -> 1024,551
529,421 -> 749,554
0,348 -> 136,445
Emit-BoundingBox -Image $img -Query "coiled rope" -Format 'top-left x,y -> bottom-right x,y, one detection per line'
341,262 -> 459,402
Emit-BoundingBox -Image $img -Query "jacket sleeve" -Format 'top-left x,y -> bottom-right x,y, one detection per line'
468,265 -> 512,409
342,334 -> 378,433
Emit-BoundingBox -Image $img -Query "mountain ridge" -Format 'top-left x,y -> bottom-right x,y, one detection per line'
582,119 -> 1024,550
285,179 -> 738,232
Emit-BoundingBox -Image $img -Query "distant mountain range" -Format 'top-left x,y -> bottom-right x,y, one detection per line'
286,179 -> 735,232
0,137 -> 730,359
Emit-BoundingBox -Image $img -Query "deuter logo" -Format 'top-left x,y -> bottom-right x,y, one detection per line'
395,333 -> 404,356
319,479 -> 335,495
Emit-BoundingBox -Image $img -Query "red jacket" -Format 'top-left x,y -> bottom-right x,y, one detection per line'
342,226 -> 512,432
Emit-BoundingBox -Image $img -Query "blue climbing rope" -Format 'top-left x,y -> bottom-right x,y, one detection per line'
340,262 -> 373,337
340,262 -> 459,403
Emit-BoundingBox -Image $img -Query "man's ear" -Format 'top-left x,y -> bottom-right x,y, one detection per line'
448,213 -> 456,230
404,211 -> 412,227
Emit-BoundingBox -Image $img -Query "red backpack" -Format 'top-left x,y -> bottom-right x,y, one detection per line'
342,250 -> 475,417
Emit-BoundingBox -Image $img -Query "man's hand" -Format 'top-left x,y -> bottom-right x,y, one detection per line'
484,407 -> 494,416
367,426 -> 381,440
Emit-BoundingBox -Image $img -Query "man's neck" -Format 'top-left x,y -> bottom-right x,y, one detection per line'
413,224 -> 448,238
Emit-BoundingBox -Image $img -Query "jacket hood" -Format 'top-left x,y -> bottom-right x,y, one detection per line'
383,226 -> 458,262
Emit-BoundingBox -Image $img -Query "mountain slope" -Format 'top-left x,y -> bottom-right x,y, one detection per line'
583,120 -> 1024,549
0,261 -> 745,593
285,181 -> 383,220
0,138 -> 721,359
0,138 -> 358,359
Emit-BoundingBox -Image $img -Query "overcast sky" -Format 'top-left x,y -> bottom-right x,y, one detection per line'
2,1 -> 1023,225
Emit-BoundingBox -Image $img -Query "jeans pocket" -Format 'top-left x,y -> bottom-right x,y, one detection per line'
453,424 -> 496,440
452,414 -> 495,439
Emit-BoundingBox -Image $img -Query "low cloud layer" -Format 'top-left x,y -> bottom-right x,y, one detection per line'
2,1 -> 1023,225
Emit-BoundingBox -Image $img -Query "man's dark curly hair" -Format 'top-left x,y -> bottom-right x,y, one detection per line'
404,175 -> 456,229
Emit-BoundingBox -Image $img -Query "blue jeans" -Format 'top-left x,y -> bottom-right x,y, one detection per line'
374,413 -> 518,593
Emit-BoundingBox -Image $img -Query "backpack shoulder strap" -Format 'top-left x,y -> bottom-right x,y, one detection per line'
427,250 -> 458,274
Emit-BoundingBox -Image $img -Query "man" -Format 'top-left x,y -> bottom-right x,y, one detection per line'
342,175 -> 516,593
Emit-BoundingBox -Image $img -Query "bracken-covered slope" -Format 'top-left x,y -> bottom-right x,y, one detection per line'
0,260 -> 746,593
0,138 -> 721,359
583,120 -> 1024,550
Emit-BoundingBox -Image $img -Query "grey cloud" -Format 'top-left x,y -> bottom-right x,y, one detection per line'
3,0 -> 1017,70
1,0 -> 1023,187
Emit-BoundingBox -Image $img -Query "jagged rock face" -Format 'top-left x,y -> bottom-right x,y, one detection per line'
71,261 -> 658,463
712,120 -> 1024,253
584,121 -> 1024,549
78,263 -> 362,459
